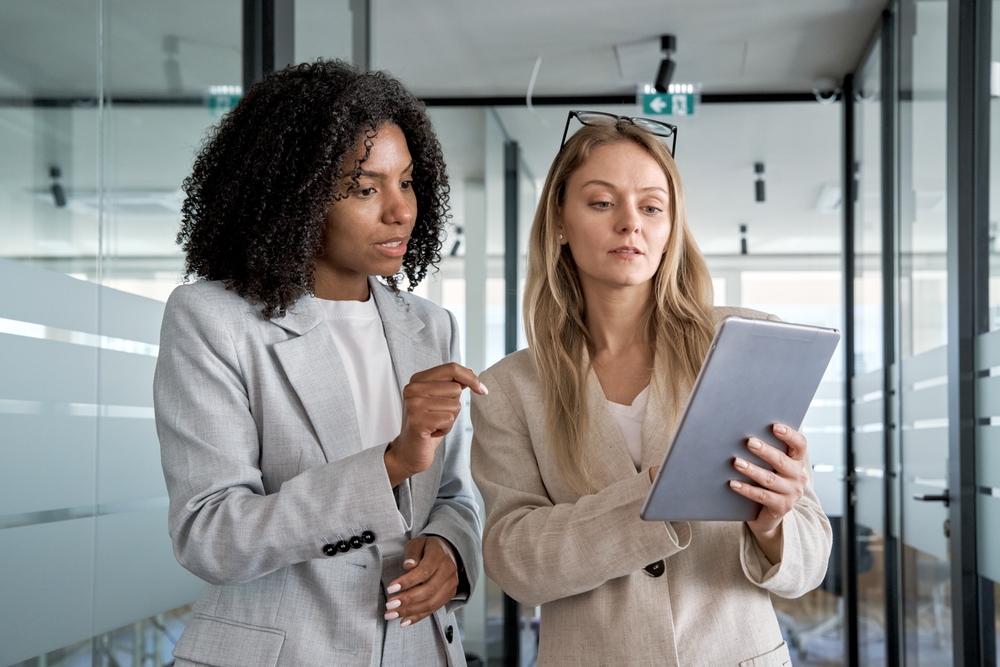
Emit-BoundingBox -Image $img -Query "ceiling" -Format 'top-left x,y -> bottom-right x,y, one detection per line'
0,0 -> 889,98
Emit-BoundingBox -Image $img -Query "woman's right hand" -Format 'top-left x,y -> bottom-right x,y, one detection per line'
384,363 -> 487,487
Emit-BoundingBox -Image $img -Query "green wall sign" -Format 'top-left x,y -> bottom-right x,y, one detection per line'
642,93 -> 696,116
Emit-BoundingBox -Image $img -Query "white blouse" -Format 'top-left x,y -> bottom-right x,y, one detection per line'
606,385 -> 650,470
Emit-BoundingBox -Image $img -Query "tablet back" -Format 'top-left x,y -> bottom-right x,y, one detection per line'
640,316 -> 840,522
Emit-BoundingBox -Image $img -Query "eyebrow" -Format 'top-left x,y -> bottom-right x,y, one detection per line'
580,179 -> 669,196
357,161 -> 415,179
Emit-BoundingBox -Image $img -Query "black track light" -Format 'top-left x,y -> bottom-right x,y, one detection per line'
739,224 -> 748,255
754,163 -> 765,203
654,34 -> 677,94
49,166 -> 66,208
655,59 -> 676,94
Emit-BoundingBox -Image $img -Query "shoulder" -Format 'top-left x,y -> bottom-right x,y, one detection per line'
371,280 -> 457,333
711,305 -> 780,324
163,280 -> 260,333
165,280 -> 253,317
476,349 -> 541,412
480,348 -> 536,387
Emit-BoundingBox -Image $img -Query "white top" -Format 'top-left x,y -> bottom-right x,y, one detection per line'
315,295 -> 403,451
315,295 -> 409,567
606,385 -> 650,471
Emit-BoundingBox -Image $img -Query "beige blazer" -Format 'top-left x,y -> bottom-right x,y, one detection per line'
470,307 -> 831,667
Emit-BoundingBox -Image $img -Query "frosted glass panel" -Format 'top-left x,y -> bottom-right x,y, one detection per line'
0,260 -> 200,662
0,520 -> 97,666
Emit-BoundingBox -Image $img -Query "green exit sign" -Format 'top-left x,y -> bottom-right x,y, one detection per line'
642,93 -> 696,116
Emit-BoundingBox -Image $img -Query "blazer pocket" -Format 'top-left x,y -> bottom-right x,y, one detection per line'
173,613 -> 285,667
739,641 -> 792,667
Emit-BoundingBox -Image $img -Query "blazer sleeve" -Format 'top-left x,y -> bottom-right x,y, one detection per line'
155,286 -> 410,586
739,454 -> 833,598
471,367 -> 691,608
419,309 -> 483,610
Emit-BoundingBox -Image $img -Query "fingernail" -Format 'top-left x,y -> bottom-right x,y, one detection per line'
384,611 -> 399,620
480,382 -> 489,395
774,424 -> 787,435
386,599 -> 401,610
387,584 -> 401,594
404,559 -> 417,567
747,438 -> 762,450
734,457 -> 748,470
400,619 -> 412,627
730,480 -> 743,489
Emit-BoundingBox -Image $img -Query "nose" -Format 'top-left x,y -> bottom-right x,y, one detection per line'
616,204 -> 642,235
382,185 -> 416,226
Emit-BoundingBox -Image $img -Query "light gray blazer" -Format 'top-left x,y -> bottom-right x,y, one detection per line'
154,278 -> 481,667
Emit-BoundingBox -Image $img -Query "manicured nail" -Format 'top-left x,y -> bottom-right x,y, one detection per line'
387,584 -> 401,594
386,599 -> 401,610
734,458 -> 749,470
730,480 -> 743,489
384,611 -> 399,620
400,619 -> 412,627
480,382 -> 489,395
404,559 -> 417,567
774,424 -> 787,435
747,438 -> 762,450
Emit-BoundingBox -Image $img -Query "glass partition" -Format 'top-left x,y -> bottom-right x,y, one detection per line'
979,0 -> 1000,662
897,1 -> 952,663
0,3 -> 249,666
853,35 -> 889,667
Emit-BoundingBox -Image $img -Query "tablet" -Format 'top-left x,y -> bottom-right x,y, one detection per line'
639,316 -> 840,522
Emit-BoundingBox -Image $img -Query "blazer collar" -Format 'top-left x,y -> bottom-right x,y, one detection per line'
584,350 -> 682,487
270,277 -> 436,463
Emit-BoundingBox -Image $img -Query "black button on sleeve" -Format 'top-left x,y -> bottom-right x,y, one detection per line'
445,625 -> 454,643
643,560 -> 665,577
336,540 -> 351,553
361,530 -> 376,544
323,544 -> 336,557
349,535 -> 363,549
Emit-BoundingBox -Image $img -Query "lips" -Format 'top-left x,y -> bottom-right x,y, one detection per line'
375,237 -> 409,258
610,246 -> 643,255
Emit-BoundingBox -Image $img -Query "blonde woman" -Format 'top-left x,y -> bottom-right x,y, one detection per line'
470,111 -> 831,667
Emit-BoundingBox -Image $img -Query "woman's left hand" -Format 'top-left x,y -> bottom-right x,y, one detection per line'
384,535 -> 460,627
728,423 -> 809,563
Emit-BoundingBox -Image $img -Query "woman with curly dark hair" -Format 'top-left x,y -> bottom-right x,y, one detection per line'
154,59 -> 485,667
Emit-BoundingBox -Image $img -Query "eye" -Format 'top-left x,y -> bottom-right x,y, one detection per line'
643,205 -> 663,214
357,187 -> 376,197
590,200 -> 612,209
401,180 -> 413,191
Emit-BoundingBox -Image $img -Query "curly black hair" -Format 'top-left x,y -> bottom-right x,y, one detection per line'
177,59 -> 449,318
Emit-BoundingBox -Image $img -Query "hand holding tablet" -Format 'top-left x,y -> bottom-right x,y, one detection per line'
640,316 -> 840,523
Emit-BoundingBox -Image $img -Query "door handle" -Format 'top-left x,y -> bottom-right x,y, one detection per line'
913,490 -> 950,507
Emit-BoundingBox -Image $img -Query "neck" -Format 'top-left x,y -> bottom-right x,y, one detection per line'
581,279 -> 652,355
313,272 -> 370,301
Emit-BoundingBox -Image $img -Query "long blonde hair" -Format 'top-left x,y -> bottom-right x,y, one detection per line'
523,120 -> 716,494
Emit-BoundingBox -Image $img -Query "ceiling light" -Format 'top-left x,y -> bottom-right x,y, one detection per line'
754,163 -> 765,203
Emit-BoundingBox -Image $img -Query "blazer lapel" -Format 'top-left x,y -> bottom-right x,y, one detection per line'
369,278 -> 442,394
271,295 -> 363,462
640,353 -> 685,471
583,354 -> 641,488
370,279 -> 448,504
